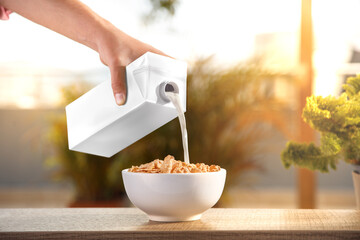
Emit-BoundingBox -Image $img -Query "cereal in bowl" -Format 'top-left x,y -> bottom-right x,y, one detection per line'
128,155 -> 220,173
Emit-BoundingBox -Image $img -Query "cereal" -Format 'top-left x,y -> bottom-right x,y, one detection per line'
128,155 -> 221,173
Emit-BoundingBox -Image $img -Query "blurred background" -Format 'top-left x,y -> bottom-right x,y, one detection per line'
0,0 -> 359,208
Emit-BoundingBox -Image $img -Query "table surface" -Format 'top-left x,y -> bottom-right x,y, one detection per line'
1,208 -> 360,239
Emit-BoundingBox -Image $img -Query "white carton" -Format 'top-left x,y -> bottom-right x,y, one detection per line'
66,52 -> 187,157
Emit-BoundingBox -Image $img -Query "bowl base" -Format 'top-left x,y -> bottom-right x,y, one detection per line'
148,214 -> 202,222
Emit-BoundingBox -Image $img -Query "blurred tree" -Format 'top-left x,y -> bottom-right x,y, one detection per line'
144,0 -> 179,23
119,57 -> 295,205
45,58 -> 294,206
45,81 -> 145,205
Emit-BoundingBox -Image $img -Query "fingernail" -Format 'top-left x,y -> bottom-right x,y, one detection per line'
115,93 -> 125,105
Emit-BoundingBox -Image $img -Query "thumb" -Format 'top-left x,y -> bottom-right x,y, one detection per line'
110,65 -> 127,105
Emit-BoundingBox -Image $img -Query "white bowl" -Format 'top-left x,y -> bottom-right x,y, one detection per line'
122,168 -> 226,222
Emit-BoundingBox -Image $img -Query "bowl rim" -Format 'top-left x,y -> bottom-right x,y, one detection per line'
122,168 -> 226,175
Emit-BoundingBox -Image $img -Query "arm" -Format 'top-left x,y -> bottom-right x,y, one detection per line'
0,0 -> 167,105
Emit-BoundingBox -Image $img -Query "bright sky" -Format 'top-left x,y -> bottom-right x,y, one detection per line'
0,0 -> 360,107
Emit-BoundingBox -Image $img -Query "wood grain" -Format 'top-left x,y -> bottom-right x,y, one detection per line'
1,208 -> 360,239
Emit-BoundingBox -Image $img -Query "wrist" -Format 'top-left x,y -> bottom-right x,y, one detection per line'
95,22 -> 128,66
79,16 -> 112,52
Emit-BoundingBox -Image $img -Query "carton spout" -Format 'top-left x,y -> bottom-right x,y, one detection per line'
158,81 -> 179,102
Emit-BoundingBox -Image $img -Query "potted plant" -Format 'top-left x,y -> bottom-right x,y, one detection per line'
281,74 -> 360,208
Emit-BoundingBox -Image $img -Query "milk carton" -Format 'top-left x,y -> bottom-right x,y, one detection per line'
66,52 -> 187,157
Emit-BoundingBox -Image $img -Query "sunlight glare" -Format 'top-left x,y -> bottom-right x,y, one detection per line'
312,0 -> 360,96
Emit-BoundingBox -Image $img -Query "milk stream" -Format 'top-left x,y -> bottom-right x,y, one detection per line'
165,92 -> 190,164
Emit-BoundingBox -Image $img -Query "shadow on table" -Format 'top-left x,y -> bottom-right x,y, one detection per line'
137,219 -> 215,231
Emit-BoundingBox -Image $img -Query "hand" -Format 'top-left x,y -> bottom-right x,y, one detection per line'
96,26 -> 169,105
0,0 -> 171,106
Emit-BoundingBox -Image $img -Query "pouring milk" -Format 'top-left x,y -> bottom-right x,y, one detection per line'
165,91 -> 190,164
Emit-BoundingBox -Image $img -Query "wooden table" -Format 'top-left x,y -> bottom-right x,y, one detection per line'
1,208 -> 360,239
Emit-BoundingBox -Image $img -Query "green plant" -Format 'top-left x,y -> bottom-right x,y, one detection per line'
281,75 -> 360,173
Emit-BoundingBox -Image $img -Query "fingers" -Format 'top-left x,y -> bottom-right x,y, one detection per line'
110,65 -> 127,105
108,48 -> 171,106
